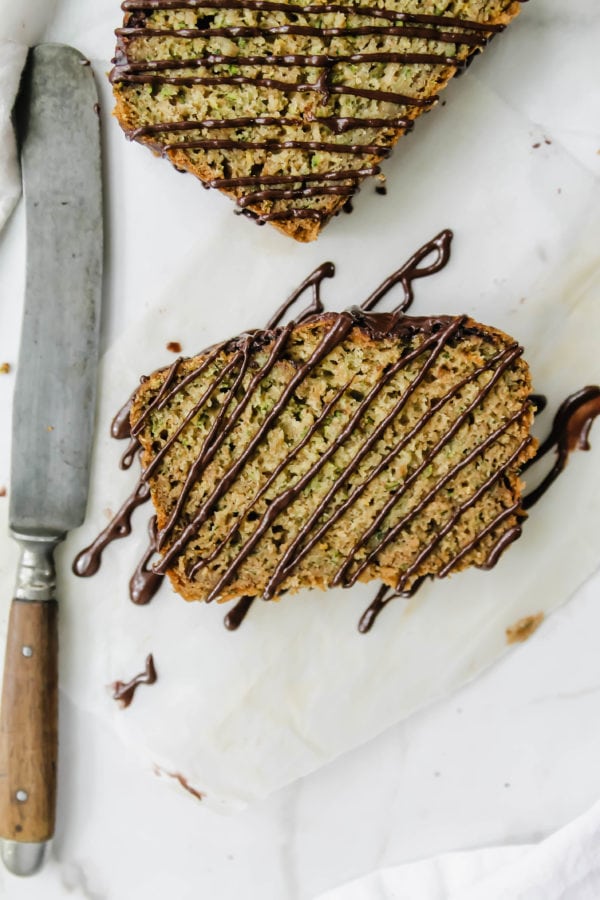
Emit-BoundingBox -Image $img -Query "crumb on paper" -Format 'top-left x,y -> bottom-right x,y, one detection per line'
169,772 -> 204,801
532,142 -> 541,149
47,425 -> 54,432
104,507 -> 114,520
506,612 -> 544,645
0,362 -> 10,374
166,341 -> 182,353
0,486 -> 6,498
154,765 -> 204,801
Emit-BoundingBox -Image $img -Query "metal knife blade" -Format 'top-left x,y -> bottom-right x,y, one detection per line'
0,43 -> 103,876
10,43 -> 102,538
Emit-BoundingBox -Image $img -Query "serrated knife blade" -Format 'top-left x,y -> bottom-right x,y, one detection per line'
0,44 -> 103,876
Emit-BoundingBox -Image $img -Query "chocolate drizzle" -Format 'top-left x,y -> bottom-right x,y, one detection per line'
111,1 -> 515,225
530,393 -> 547,415
522,386 -> 600,511
360,227 -> 451,313
72,478 -> 151,578
112,653 -> 157,708
111,395 -> 135,439
73,229 -> 598,635
266,261 -> 333,329
130,516 -> 163,605
224,595 -> 255,630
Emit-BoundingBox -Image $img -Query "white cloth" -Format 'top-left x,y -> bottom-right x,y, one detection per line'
0,41 -> 27,231
315,799 -> 600,900
0,0 -> 58,230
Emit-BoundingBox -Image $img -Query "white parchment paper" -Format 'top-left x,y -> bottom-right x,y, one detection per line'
0,0 -> 599,814
59,93 -> 600,809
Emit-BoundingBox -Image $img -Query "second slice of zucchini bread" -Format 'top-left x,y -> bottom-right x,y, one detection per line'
111,0 -> 523,241
130,308 -> 536,604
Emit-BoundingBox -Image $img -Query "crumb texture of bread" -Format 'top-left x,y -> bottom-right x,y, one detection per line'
131,310 -> 536,604
112,0 -> 522,240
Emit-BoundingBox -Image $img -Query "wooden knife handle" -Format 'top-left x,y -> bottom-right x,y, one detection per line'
0,599 -> 58,842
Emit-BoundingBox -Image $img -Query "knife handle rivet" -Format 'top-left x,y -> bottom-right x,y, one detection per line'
15,790 -> 28,803
21,645 -> 33,658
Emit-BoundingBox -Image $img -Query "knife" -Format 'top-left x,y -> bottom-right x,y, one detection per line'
0,44 -> 102,876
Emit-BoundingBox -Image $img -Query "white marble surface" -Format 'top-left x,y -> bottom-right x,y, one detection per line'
1,0 -> 600,896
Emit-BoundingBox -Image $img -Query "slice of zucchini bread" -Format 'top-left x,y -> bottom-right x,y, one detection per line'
111,0 -> 523,241
130,308 -> 536,603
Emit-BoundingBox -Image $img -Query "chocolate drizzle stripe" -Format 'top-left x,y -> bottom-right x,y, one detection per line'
131,356 -> 182,437
257,208 -> 324,222
360,229 -> 452,313
162,137 -> 392,155
116,24 -> 487,45
154,343 -> 228,415
238,184 -> 355,206
437,501 -> 520,578
224,595 -> 255,630
112,654 -> 157,708
266,261 -> 332,329
120,436 -> 140,470
529,393 -> 547,415
129,118 -> 408,140
130,516 -> 164,604
116,72 -> 436,109
209,167 -> 380,188
112,396 -> 135,439
114,51 -> 459,75
473,503 -> 522,571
